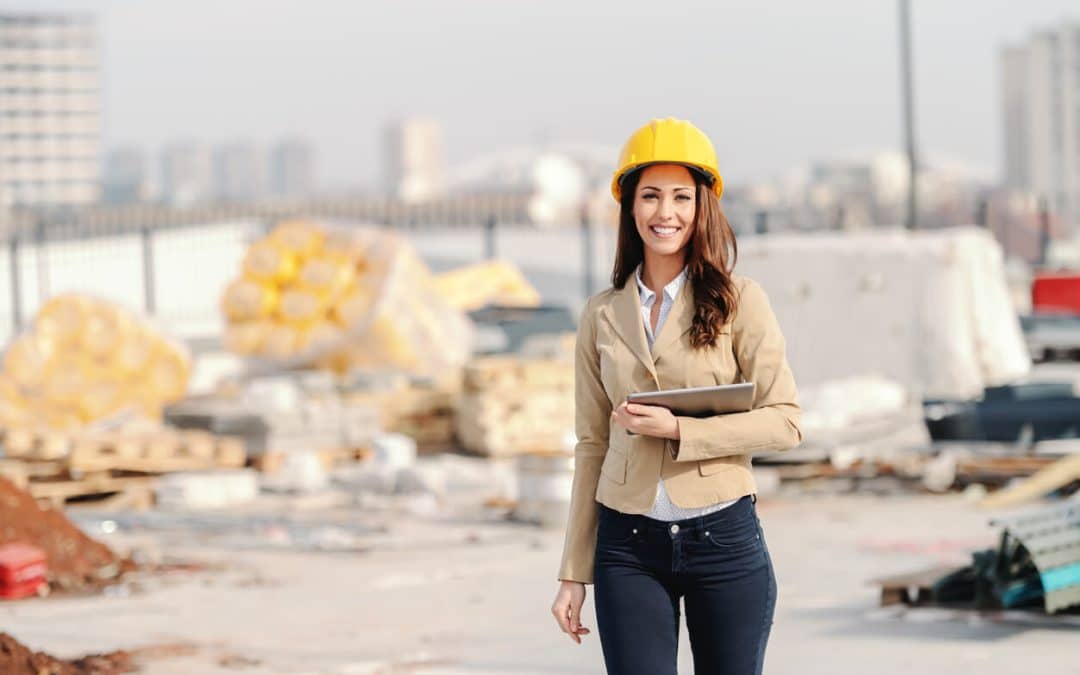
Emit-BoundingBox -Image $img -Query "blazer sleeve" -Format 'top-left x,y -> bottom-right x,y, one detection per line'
671,278 -> 802,462
557,295 -> 611,584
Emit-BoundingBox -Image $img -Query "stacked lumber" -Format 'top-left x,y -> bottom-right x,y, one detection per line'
342,372 -> 460,453
222,220 -> 472,376
455,356 -> 573,457
0,294 -> 191,431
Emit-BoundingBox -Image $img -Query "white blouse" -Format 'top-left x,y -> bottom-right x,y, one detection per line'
635,264 -> 738,521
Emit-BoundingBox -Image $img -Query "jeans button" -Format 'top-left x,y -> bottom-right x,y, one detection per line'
670,524 -> 680,535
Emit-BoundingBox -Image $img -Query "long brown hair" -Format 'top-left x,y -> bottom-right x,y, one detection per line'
610,166 -> 739,348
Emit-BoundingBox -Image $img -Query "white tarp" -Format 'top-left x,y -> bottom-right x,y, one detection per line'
736,226 -> 1030,400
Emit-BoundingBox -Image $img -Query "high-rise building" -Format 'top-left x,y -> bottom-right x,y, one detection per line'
0,13 -> 101,208
213,142 -> 266,202
160,142 -> 212,206
102,147 -> 151,204
383,119 -> 445,202
270,138 -> 314,197
1000,22 -> 1080,231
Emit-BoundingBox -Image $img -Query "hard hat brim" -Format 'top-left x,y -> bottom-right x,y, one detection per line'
611,162 -> 724,202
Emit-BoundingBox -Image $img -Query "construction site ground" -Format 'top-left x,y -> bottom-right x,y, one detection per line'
4,489 -> 1078,675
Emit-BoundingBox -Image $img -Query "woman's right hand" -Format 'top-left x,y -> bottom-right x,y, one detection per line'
551,580 -> 591,643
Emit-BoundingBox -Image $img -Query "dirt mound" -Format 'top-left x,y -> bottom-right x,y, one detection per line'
0,477 -> 132,591
0,632 -> 135,674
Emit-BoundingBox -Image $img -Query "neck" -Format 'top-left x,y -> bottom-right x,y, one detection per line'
641,250 -> 686,294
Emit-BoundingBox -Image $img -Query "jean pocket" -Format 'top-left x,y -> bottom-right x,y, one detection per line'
702,520 -> 761,553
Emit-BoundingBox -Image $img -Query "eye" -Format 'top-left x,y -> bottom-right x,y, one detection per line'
676,194 -> 693,201
641,192 -> 658,200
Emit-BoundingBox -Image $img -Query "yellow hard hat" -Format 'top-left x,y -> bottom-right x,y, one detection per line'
610,117 -> 723,202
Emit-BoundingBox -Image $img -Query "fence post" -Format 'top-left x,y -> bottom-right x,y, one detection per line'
1038,197 -> 1051,267
35,221 -> 48,304
581,204 -> 594,299
9,234 -> 21,332
484,214 -> 496,260
141,224 -> 156,314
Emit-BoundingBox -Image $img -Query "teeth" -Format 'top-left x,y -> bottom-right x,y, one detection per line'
651,226 -> 678,234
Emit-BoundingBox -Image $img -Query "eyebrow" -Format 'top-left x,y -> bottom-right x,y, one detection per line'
641,185 -> 694,191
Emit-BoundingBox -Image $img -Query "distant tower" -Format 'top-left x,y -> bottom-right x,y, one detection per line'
213,143 -> 266,202
103,147 -> 151,204
1000,21 -> 1080,233
270,138 -> 315,197
383,119 -> 445,202
0,12 -> 101,208
160,142 -> 213,206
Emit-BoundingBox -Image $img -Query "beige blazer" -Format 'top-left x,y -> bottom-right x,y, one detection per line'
557,274 -> 802,584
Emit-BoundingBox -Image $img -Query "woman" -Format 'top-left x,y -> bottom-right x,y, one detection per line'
549,118 -> 802,675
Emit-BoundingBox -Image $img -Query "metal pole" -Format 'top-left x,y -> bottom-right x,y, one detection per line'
484,214 -> 496,260
1039,197 -> 1051,267
35,222 -> 48,304
9,235 -> 21,332
141,224 -> 156,314
899,0 -> 918,230
581,204 -> 594,298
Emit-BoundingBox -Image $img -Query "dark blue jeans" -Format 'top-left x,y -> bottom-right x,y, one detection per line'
593,495 -> 776,675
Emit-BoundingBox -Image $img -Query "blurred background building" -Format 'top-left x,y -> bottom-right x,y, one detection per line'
0,12 -> 101,208
213,142 -> 267,202
1000,20 -> 1080,235
102,146 -> 151,204
382,118 -> 445,202
160,141 -> 213,206
269,138 -> 315,197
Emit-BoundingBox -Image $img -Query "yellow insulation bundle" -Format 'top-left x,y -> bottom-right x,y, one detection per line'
432,260 -> 542,311
222,220 -> 472,376
0,294 -> 192,430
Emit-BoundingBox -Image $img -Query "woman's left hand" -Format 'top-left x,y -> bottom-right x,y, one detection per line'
611,401 -> 680,440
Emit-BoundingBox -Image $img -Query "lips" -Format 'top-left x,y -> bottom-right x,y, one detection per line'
649,225 -> 681,238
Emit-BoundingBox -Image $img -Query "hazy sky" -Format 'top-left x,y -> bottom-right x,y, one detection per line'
27,1 -> 1080,188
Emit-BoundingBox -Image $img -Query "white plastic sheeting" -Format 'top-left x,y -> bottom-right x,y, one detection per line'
737,226 -> 1030,400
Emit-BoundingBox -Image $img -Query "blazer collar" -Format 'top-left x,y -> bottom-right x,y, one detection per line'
603,274 -> 694,382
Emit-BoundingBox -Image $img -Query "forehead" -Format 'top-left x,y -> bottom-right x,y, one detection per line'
638,164 -> 695,189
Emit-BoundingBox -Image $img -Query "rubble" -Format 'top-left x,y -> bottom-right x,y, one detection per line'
0,477 -> 129,592
0,633 -> 135,675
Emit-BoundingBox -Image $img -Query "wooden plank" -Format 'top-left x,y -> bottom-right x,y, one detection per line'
215,437 -> 247,467
28,475 -> 157,501
979,454 -> 1080,510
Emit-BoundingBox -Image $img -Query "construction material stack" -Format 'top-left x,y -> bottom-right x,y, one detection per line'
0,294 -> 192,431
455,355 -> 573,457
222,220 -> 472,377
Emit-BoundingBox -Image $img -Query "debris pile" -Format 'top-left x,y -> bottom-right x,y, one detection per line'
875,499 -> 1080,617
0,633 -> 134,675
0,477 -> 128,592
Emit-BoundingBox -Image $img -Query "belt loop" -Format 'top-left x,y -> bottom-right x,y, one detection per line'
751,493 -> 758,504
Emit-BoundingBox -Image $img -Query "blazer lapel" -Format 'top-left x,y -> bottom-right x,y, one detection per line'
601,282 -> 657,379
651,278 -> 694,360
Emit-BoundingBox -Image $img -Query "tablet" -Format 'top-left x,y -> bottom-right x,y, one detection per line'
626,382 -> 755,418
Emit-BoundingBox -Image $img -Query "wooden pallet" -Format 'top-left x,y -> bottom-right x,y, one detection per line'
28,474 -> 158,510
252,445 -> 371,474
1,427 -> 246,474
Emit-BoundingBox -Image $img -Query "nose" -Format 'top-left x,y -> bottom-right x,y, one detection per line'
658,196 -> 675,221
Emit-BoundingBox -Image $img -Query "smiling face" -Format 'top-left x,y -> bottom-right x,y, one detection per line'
632,164 -> 697,261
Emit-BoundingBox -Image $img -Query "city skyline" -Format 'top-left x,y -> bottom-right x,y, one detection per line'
24,1 -> 1080,191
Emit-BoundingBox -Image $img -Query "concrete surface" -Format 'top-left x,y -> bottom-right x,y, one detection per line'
3,491 -> 1078,674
